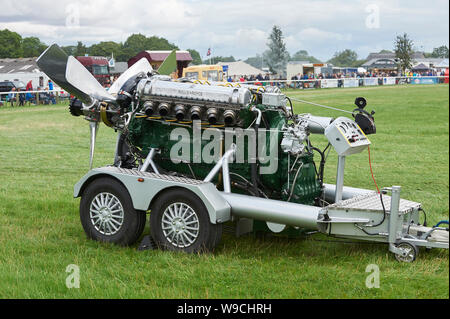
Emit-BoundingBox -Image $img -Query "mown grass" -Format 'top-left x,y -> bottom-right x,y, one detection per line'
0,84 -> 448,299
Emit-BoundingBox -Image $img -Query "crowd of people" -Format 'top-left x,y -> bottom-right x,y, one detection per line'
2,80 -> 58,107
221,68 -> 447,89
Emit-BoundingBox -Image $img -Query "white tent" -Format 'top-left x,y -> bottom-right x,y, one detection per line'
218,61 -> 264,77
437,59 -> 449,68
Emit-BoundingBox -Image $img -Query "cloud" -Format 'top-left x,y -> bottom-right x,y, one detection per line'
0,0 -> 448,60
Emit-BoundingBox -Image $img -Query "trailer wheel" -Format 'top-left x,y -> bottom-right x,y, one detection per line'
150,188 -> 222,253
80,177 -> 146,246
394,242 -> 418,263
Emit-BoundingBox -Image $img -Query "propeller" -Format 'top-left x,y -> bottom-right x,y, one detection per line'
89,121 -> 99,169
37,44 -> 178,170
109,58 -> 153,95
156,49 -> 177,76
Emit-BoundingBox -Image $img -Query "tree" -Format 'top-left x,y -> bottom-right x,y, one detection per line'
89,41 -> 122,58
0,29 -> 23,58
327,49 -> 358,67
290,50 -> 321,63
204,56 -> 235,64
121,33 -> 178,61
187,49 -> 202,65
245,54 -> 265,69
22,37 -> 47,57
263,25 -> 289,75
145,36 -> 178,51
61,45 -> 77,56
74,41 -> 87,56
430,45 -> 449,58
394,33 -> 414,74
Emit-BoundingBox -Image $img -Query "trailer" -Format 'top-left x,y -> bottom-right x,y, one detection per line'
37,44 -> 449,262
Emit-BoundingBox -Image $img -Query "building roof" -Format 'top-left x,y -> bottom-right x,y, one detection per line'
218,61 -> 264,77
128,50 -> 193,69
412,63 -> 430,70
287,61 -> 311,65
110,62 -> 128,74
0,57 -> 40,74
362,58 -> 397,68
144,50 -> 192,62
366,52 -> 424,60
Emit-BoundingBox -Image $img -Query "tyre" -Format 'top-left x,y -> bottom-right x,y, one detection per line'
394,242 -> 418,263
150,188 -> 222,253
80,177 -> 146,246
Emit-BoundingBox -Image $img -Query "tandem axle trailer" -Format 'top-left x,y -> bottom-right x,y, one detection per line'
74,148 -> 449,262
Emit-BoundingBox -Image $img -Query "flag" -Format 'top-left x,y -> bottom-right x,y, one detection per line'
108,52 -> 115,68
206,48 -> 211,57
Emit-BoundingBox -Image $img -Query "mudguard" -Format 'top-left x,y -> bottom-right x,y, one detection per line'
74,166 -> 231,224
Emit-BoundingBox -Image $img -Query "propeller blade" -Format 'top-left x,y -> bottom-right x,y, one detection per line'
36,44 -> 92,104
37,44 -> 115,104
157,49 -> 177,76
89,121 -> 99,169
66,56 -> 116,103
109,58 -> 153,95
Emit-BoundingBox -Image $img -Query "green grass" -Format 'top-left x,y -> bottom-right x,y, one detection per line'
0,84 -> 448,299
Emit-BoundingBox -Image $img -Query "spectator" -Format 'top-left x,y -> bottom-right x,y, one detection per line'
8,88 -> 17,107
18,90 -> 25,106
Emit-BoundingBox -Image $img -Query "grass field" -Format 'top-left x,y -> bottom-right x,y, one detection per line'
0,84 -> 448,299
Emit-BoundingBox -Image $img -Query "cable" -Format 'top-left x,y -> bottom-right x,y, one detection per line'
419,208 -> 427,227
285,96 -> 294,117
368,145 -> 380,194
288,96 -> 354,114
353,145 -> 387,235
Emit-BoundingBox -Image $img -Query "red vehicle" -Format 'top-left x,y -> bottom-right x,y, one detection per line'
75,56 -> 110,85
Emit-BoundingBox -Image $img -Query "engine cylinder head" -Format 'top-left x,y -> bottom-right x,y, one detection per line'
190,106 -> 202,121
143,101 -> 155,116
223,110 -> 237,126
174,104 -> 187,121
158,103 -> 170,117
207,108 -> 219,125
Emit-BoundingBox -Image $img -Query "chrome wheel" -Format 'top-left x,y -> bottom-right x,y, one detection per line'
161,202 -> 199,248
89,192 -> 124,236
395,242 -> 417,263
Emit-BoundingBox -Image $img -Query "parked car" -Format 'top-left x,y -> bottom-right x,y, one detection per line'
0,81 -> 26,101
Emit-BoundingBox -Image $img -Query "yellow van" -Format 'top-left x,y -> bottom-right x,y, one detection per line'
182,65 -> 224,82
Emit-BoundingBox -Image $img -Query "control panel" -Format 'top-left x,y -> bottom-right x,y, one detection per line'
324,116 -> 371,156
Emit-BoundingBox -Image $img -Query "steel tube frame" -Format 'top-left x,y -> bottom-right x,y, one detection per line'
335,155 -> 346,203
140,148 -> 160,174
220,192 -> 321,230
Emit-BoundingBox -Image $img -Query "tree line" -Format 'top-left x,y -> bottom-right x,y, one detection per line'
0,27 -> 448,74
248,26 -> 449,75
0,29 -> 203,64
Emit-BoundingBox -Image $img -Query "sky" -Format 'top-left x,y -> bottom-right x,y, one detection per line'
0,0 -> 448,61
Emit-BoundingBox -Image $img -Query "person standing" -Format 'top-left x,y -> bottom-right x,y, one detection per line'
8,88 -> 17,107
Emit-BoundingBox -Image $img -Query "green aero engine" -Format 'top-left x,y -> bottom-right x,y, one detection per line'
125,80 -> 322,206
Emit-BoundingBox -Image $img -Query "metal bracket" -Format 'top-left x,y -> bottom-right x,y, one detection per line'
204,144 -> 236,193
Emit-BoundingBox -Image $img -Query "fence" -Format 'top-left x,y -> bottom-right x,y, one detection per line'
0,89 -> 69,107
1,76 -> 448,107
242,76 -> 449,90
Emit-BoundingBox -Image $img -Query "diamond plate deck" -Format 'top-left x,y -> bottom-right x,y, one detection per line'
327,192 -> 421,214
104,167 -> 206,185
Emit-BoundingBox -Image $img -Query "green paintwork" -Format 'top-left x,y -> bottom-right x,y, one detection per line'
128,104 -> 322,207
